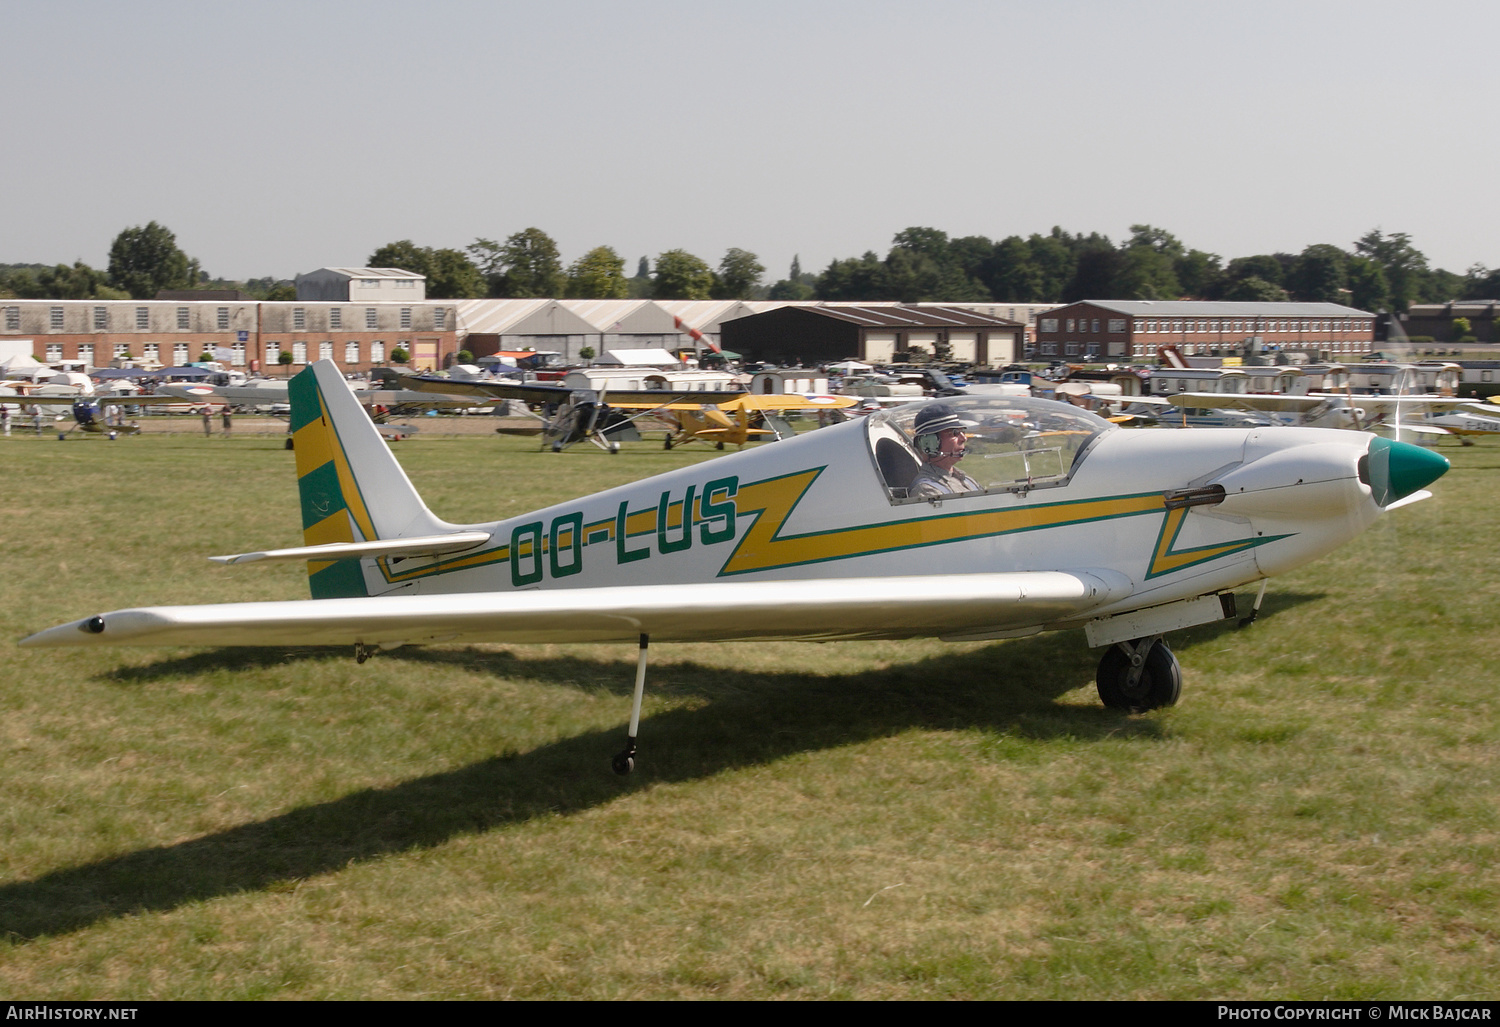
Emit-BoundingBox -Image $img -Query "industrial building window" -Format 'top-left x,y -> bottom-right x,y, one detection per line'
93,307 -> 108,330
46,343 -> 63,362
174,343 -> 189,364
231,343 -> 246,366
3,306 -> 17,331
50,307 -> 64,330
78,344 -> 93,365
329,307 -> 342,329
1091,319 -> 1100,332
366,307 -> 378,329
135,307 -> 149,330
370,341 -> 385,363
217,307 -> 230,331
292,341 -> 308,364
1066,319 -> 1075,332
400,307 -> 412,330
319,341 -> 333,362
345,341 -> 360,364
395,279 -> 415,289
293,308 -> 306,331
434,308 -> 446,330
178,307 -> 191,329
1040,318 -> 1058,333
1108,319 -> 1125,333
143,343 -> 159,363
266,344 -> 282,366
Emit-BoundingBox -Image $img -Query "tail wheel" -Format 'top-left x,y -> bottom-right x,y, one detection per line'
1096,638 -> 1181,713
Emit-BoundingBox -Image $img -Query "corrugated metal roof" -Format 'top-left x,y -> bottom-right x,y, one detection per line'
782,304 -> 1024,328
454,299 -> 552,334
316,267 -> 426,280
1065,300 -> 1372,317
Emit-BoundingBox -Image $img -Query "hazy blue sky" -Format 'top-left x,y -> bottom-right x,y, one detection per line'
6,0 -> 1495,285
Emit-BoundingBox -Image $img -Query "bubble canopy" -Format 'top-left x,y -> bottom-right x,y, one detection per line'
865,396 -> 1117,502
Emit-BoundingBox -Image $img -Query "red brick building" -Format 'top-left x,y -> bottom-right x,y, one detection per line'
0,299 -> 460,374
1030,301 -> 1377,362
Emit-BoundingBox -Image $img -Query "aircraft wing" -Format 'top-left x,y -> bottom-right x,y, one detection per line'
1319,395 -> 1475,415
721,395 -> 858,412
16,393 -> 199,406
22,570 -> 1131,649
1166,393 -> 1329,412
400,374 -> 746,408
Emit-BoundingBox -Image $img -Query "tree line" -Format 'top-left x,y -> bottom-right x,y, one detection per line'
5,221 -> 1500,314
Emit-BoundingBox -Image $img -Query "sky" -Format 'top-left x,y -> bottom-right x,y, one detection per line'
5,0 -> 1496,286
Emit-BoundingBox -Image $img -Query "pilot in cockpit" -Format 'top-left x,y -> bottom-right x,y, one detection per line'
910,403 -> 980,498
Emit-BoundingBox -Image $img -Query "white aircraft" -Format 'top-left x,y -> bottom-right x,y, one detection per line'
21,360 -> 1449,774
1164,391 -> 1485,435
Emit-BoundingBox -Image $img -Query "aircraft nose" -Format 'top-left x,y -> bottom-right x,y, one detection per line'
1362,437 -> 1449,506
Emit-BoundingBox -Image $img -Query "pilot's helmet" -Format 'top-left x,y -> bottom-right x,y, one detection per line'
913,403 -> 975,437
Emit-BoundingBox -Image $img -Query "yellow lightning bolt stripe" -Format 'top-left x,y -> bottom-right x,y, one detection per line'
719,469 -> 1167,576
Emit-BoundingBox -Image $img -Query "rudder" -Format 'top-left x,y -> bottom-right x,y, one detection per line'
288,361 -> 450,598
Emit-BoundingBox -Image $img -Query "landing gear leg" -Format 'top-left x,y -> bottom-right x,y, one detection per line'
612,633 -> 649,775
1239,579 -> 1269,628
1096,636 -> 1181,713
355,644 -> 376,664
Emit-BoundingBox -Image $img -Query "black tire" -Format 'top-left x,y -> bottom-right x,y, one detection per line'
1096,639 -> 1182,713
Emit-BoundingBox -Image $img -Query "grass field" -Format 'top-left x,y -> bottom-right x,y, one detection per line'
0,427 -> 1495,1000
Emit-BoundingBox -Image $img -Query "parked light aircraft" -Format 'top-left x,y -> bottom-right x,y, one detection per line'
21,360 -> 1449,774
11,393 -> 201,435
654,393 -> 858,450
1164,391 -> 1486,435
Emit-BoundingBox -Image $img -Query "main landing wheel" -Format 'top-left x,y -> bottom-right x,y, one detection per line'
1096,638 -> 1181,713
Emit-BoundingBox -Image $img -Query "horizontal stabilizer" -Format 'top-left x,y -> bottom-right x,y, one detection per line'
209,531 -> 492,565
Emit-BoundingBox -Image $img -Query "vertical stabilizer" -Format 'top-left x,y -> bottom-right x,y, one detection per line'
288,360 -> 450,598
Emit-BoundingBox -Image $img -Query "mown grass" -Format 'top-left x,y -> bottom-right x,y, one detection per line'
0,429 -> 1495,999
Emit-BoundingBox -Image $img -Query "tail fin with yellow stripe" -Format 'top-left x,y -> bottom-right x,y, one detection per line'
288,360 -> 451,598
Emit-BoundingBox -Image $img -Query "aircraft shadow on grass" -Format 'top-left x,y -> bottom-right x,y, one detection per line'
2,592 -> 1319,943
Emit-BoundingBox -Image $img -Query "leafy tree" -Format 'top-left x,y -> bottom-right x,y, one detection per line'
1025,231 -> 1077,301
1451,317 -> 1473,340
277,350 -> 294,376
1354,229 -> 1428,312
390,347 -> 410,364
980,236 -> 1045,301
1223,254 -> 1285,288
816,252 -> 889,300
1461,264 -> 1500,300
713,248 -> 765,300
1346,257 -> 1388,311
425,248 -> 485,299
579,346 -> 596,363
368,240 -> 483,298
768,255 -> 816,300
1062,246 -> 1123,302
652,249 -> 714,299
264,283 -> 297,301
491,228 -> 565,298
368,239 -> 429,273
565,246 -> 629,299
1221,275 -> 1288,302
628,256 -> 654,299
1174,250 -> 1222,298
1286,244 -> 1347,303
107,221 -> 197,299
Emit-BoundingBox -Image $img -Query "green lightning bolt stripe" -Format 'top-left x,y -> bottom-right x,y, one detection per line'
1144,507 -> 1289,579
